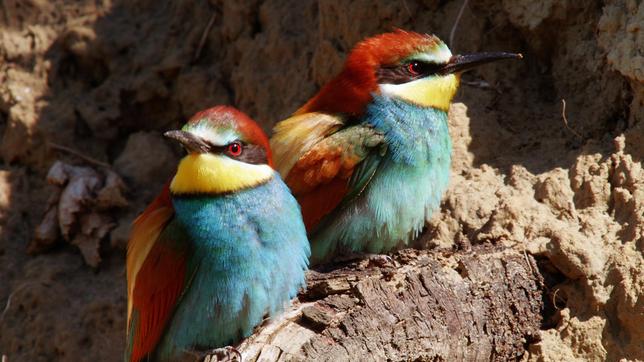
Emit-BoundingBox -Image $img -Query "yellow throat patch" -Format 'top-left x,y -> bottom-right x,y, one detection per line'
379,74 -> 459,111
170,153 -> 274,194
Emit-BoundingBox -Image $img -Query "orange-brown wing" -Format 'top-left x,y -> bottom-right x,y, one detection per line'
126,228 -> 193,362
285,142 -> 353,230
125,184 -> 194,362
271,112 -> 345,177
126,183 -> 173,322
272,115 -> 384,231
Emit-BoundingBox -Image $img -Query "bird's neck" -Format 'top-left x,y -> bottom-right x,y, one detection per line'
365,95 -> 452,165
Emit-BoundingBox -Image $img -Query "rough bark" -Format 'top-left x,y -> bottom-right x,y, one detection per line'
237,247 -> 544,361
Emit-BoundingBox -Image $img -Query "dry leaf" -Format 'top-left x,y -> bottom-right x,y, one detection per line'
56,165 -> 102,239
30,161 -> 128,267
29,205 -> 60,254
95,170 -> 128,209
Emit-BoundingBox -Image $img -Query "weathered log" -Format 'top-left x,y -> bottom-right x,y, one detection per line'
237,247 -> 544,361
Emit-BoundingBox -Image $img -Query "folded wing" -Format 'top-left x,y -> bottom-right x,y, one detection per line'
271,113 -> 385,231
125,185 -> 194,362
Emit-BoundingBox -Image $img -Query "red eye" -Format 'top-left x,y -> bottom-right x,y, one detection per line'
407,62 -> 421,75
227,142 -> 243,157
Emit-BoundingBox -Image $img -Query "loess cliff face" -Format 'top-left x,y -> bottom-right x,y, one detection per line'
0,0 -> 641,361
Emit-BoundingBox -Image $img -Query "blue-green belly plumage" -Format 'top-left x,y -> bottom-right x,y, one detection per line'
154,176 -> 309,360
311,95 -> 452,260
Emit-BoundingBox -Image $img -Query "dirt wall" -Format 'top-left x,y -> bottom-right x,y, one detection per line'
0,0 -> 642,361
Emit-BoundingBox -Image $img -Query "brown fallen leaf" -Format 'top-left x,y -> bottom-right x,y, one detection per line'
96,170 -> 128,209
72,212 -> 116,268
29,205 -> 60,254
55,164 -> 102,239
29,161 -> 128,267
29,189 -> 62,254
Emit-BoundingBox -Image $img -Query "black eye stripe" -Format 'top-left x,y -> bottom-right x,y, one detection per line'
408,61 -> 443,75
376,60 -> 443,85
201,140 -> 268,165
236,144 -> 268,165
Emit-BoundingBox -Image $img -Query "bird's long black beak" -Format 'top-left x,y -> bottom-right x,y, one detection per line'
439,52 -> 522,75
164,130 -> 210,153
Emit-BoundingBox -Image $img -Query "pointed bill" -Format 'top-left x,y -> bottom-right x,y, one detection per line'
439,52 -> 523,75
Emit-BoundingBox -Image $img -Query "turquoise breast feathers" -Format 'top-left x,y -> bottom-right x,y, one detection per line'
311,95 -> 452,258
154,176 -> 309,360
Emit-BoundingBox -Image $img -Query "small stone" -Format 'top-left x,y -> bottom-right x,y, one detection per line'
114,131 -> 178,187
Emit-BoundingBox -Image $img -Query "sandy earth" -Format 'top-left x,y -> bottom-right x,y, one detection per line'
0,0 -> 642,361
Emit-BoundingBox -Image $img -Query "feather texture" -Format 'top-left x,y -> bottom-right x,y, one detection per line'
126,106 -> 309,361
270,30 -> 456,264
126,183 -> 193,362
296,30 -> 442,116
270,112 -> 343,177
126,183 -> 173,324
273,93 -> 452,264
279,123 -> 385,230
126,222 -> 193,362
126,175 -> 309,361
154,175 -> 309,360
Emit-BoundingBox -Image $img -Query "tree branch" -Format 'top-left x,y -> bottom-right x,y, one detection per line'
238,246 -> 544,361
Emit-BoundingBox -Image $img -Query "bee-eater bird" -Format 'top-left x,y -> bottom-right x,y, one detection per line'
125,106 -> 310,362
270,30 -> 521,264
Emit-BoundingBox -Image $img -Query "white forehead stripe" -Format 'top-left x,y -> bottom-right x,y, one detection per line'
408,43 -> 453,63
187,123 -> 238,146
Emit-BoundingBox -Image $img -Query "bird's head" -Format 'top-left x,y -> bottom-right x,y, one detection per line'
298,29 -> 521,115
165,106 -> 274,195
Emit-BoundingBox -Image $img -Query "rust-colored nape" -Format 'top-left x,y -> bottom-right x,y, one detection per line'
297,30 -> 441,116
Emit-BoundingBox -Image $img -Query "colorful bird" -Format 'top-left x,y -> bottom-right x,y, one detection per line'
271,30 -> 521,264
125,106 -> 310,362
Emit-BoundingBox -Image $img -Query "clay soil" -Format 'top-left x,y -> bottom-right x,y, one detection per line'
0,1 -> 642,361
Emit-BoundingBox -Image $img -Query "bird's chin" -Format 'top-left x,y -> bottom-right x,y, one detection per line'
379,74 -> 459,111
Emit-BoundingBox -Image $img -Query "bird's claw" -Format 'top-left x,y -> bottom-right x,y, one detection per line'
366,254 -> 395,268
202,346 -> 242,362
